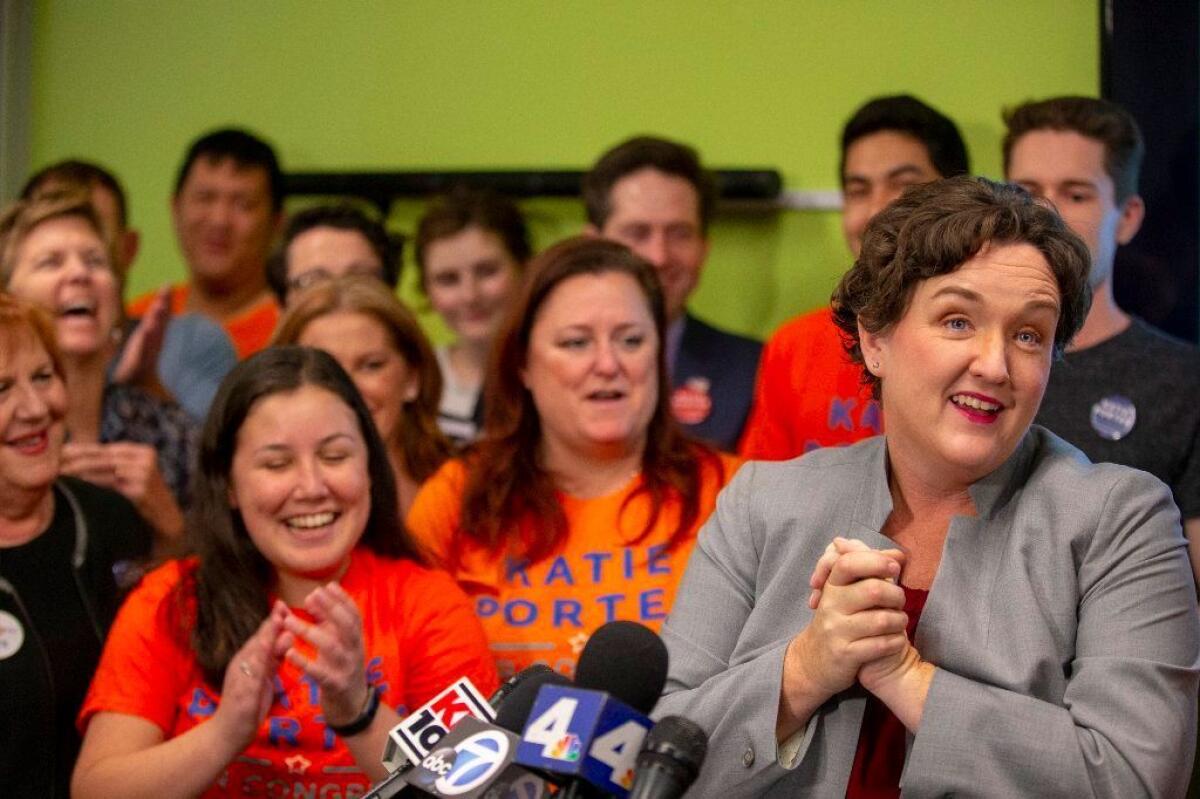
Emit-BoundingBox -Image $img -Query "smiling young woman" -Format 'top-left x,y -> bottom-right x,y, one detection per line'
72,347 -> 495,799
414,187 -> 531,444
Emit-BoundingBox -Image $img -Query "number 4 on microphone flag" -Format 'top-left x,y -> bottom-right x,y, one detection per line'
516,683 -> 651,796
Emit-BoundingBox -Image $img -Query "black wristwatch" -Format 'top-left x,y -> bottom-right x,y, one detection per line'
327,685 -> 381,737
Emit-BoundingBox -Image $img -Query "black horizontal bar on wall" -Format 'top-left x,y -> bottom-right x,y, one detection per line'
283,169 -> 783,212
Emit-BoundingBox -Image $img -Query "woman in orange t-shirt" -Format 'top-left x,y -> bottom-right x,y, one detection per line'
407,237 -> 739,680
73,346 -> 496,798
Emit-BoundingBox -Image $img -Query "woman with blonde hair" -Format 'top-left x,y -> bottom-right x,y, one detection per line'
0,193 -> 195,542
273,276 -> 453,515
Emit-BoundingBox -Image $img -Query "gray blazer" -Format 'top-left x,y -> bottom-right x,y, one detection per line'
657,428 -> 1199,797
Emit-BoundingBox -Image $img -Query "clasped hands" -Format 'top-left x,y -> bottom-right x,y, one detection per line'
212,583 -> 370,749
779,537 -> 931,737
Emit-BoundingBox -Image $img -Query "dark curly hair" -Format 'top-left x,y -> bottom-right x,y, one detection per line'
831,176 -> 1092,398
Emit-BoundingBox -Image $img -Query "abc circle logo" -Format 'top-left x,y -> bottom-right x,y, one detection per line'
422,748 -> 458,777
436,730 -> 511,795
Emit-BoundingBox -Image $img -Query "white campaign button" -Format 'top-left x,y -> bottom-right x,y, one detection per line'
1090,395 -> 1137,441
0,610 -> 26,660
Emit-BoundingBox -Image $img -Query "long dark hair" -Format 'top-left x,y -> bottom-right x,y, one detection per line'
184,346 -> 422,686
458,236 -> 722,564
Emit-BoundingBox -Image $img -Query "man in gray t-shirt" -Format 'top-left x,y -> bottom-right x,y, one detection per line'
1003,96 -> 1200,578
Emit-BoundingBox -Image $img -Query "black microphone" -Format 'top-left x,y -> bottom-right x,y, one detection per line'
365,668 -> 564,799
489,663 -> 558,709
627,716 -> 708,799
574,620 -> 668,714
378,668 -> 569,798
515,621 -> 670,798
494,667 -> 572,734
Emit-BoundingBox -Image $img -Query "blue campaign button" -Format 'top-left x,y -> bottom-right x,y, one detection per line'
1090,395 -> 1137,441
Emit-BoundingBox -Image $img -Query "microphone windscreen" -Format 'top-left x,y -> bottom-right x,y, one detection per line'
494,668 -> 572,734
643,715 -> 708,773
574,620 -> 668,714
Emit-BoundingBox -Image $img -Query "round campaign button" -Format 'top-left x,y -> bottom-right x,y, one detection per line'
0,610 -> 25,660
1090,395 -> 1137,441
671,377 -> 713,425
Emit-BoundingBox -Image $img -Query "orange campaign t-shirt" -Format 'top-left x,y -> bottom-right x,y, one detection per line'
79,550 -> 497,798
738,307 -> 882,460
128,283 -> 279,360
406,450 -> 741,681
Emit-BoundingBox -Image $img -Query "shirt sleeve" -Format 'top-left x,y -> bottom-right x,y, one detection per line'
1172,408 -> 1200,520
737,326 -> 797,460
78,563 -> 194,736
656,463 -> 812,794
405,459 -> 467,568
401,566 -> 499,707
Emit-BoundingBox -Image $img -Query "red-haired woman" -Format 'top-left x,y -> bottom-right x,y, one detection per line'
407,236 -> 740,679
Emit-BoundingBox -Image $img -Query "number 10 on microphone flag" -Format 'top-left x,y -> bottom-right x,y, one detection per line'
390,677 -> 495,766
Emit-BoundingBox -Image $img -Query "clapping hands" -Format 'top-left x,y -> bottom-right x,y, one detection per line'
214,583 -> 370,747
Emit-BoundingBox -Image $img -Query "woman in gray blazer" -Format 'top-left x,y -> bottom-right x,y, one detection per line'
658,176 -> 1200,798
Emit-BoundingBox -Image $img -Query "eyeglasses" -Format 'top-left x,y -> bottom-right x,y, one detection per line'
286,265 -> 384,294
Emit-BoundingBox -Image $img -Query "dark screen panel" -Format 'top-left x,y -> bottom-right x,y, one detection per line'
1102,0 -> 1199,343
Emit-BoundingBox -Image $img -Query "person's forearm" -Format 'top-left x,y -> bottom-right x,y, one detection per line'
776,636 -> 834,742
73,720 -> 237,799
140,492 -> 185,552
337,704 -> 401,783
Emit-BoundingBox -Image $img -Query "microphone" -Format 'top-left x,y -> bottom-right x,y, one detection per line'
382,676 -> 495,772
489,663 -> 557,708
627,716 -> 708,799
399,717 -> 550,798
367,667 -> 568,799
494,668 -> 572,735
515,621 -> 669,798
574,621 -> 668,714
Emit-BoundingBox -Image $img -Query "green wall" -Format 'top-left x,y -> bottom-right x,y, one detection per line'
27,0 -> 1098,342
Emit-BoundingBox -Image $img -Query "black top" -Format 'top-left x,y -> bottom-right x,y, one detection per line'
1035,317 -> 1200,518
0,477 -> 151,799
672,313 -> 763,452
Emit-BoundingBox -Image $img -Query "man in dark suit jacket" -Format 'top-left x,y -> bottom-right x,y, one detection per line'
583,136 -> 762,451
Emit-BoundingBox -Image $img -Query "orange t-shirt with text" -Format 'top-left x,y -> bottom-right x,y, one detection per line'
128,283 -> 279,360
79,550 -> 497,798
406,450 -> 741,680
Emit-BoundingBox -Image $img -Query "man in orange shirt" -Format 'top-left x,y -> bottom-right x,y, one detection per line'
129,128 -> 282,359
739,96 -> 970,459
